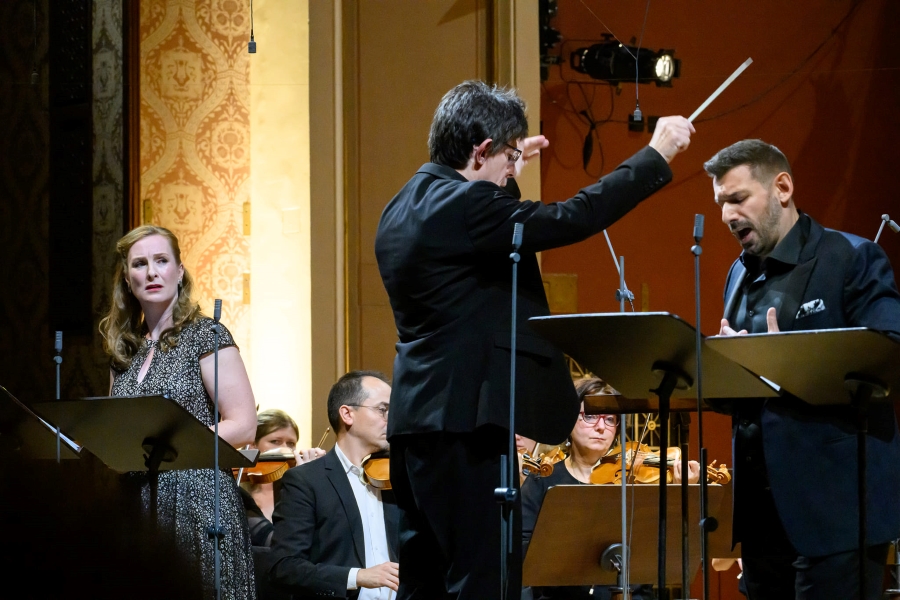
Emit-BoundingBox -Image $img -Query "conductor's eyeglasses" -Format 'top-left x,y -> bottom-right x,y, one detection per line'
579,412 -> 619,428
502,142 -> 522,163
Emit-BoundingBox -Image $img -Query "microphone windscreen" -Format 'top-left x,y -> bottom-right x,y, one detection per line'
889,220 -> 900,234
512,223 -> 524,249
693,214 -> 705,241
55,331 -> 63,353
214,299 -> 222,321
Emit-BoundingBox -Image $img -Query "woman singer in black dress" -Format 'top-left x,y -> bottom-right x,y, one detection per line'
99,225 -> 258,598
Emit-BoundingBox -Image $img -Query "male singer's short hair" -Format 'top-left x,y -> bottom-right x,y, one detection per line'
428,80 -> 529,169
703,139 -> 793,185
327,370 -> 391,432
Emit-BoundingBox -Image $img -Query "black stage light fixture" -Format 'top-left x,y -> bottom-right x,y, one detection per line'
570,35 -> 680,87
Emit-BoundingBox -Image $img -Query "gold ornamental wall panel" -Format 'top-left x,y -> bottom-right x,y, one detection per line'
139,0 -> 252,349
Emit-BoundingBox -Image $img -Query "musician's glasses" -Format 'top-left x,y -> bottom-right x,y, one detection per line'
579,412 -> 619,428
350,404 -> 390,419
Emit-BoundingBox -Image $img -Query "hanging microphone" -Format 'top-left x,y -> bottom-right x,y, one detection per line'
875,214 -> 900,244
248,0 -> 257,53
693,214 -> 705,244
213,299 -> 222,322
512,223 -> 524,251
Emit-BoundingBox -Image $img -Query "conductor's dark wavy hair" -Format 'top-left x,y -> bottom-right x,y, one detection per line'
99,225 -> 201,371
703,139 -> 793,186
428,80 -> 529,169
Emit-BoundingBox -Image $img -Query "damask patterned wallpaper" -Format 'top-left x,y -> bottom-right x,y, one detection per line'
139,0 -> 252,350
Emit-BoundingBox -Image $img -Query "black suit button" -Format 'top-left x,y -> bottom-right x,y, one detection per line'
746,456 -> 752,463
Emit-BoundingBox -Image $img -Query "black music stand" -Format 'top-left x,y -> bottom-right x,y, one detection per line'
706,328 -> 900,599
523,484 -> 736,591
529,312 -> 778,596
32,394 -> 258,474
0,385 -> 80,460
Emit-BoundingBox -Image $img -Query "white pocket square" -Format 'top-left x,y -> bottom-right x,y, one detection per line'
796,299 -> 825,319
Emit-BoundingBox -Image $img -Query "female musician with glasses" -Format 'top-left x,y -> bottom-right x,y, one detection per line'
521,378 -> 700,600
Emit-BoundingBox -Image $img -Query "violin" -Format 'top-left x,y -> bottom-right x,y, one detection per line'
521,442 -> 569,478
590,442 -> 732,486
360,450 -> 391,490
590,441 -> 680,485
233,450 -> 295,485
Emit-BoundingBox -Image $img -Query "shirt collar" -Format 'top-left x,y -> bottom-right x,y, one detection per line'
333,441 -> 358,475
740,211 -> 808,272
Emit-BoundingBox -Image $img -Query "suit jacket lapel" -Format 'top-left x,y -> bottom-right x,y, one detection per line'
779,256 -> 818,331
779,216 -> 823,331
723,263 -> 748,322
324,450 -> 366,565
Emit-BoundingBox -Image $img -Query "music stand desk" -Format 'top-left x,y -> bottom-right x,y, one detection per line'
33,395 -> 257,473
704,328 -> 899,405
523,483 -> 736,588
0,385 -> 80,460
529,312 -> 779,401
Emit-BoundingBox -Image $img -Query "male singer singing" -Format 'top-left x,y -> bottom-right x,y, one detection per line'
374,80 -> 693,599
705,138 -> 900,599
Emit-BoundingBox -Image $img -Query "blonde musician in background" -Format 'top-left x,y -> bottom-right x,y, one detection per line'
240,409 -> 325,547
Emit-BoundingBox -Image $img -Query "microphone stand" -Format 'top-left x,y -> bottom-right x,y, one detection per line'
605,229 -> 632,600
692,215 -> 715,600
875,213 -> 900,244
495,223 -> 523,600
209,299 -> 224,600
53,331 -> 63,464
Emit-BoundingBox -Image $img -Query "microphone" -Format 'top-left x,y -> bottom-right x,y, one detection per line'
875,214 -> 900,244
512,223 -> 524,251
54,331 -> 63,355
213,299 -> 222,322
693,214 -> 705,244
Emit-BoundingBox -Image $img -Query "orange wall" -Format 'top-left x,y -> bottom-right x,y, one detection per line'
539,2 -> 899,597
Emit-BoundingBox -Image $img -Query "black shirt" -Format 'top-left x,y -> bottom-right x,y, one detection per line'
730,213 -> 808,334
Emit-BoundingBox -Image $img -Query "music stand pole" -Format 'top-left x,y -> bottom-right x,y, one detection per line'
615,254 -> 631,600
53,331 -> 63,463
211,300 -> 224,600
692,215 -> 714,600
496,224 -> 524,600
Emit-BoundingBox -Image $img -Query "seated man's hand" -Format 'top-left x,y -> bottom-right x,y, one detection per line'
357,561 -> 400,591
718,318 -> 747,336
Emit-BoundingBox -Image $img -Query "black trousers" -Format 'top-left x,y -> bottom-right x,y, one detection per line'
390,426 -> 521,600
739,484 -> 889,600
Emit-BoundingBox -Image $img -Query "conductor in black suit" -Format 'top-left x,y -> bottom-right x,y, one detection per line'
269,371 -> 400,599
705,139 -> 900,599
374,80 -> 694,599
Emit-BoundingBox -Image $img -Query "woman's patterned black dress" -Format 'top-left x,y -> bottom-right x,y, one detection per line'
111,317 -> 256,599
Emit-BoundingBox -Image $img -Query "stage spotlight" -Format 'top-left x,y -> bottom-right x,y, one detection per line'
570,36 -> 680,87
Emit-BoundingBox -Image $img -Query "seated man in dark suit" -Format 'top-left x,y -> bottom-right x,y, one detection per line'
269,371 -> 400,599
705,139 -> 900,599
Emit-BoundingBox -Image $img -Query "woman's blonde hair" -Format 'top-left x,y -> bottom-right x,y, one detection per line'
99,225 -> 201,370
256,409 -> 299,444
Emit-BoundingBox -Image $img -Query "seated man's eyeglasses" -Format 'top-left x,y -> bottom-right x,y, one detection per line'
579,412 -> 619,427
348,404 -> 390,419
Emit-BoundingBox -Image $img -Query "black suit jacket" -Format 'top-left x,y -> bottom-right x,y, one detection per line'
375,147 -> 672,443
268,449 -> 400,599
721,213 -> 900,556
